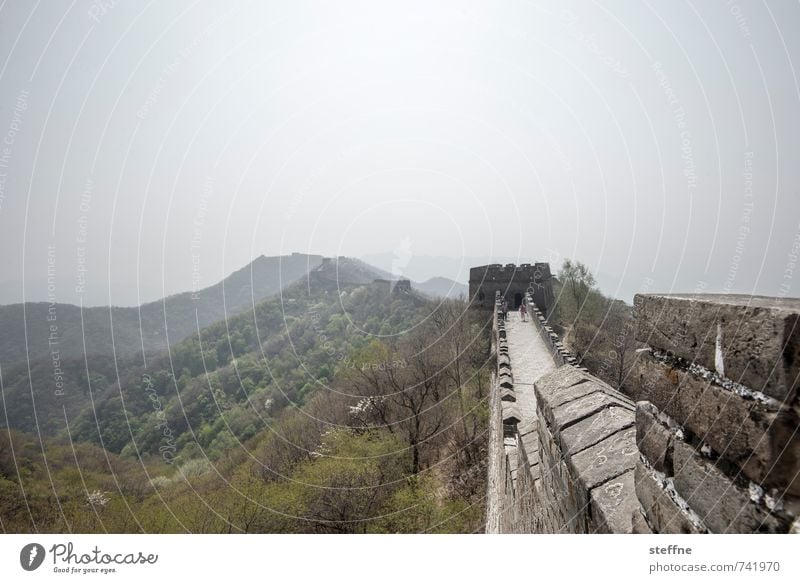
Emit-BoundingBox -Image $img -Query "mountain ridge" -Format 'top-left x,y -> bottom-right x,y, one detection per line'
0,253 -> 324,366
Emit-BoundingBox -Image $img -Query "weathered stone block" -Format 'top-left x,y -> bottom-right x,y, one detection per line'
556,476 -> 587,534
590,470 -> 638,533
635,460 -> 705,534
631,508 -> 653,533
629,352 -> 800,494
499,388 -> 516,402
634,293 -> 800,400
636,401 -> 674,474
506,448 -> 518,471
540,381 -> 602,412
672,440 -> 784,533
560,405 -> 635,456
501,402 -> 521,425
536,414 -> 564,488
552,389 -> 631,430
570,427 -> 638,493
519,428 -> 538,457
534,365 -> 591,401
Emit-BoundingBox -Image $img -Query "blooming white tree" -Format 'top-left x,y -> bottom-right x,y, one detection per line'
86,489 -> 110,508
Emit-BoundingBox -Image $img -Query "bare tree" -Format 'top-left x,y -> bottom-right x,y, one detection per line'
349,328 -> 448,474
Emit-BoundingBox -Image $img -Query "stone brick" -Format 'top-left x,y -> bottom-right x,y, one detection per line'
636,401 -> 674,474
501,402 -> 521,425
672,440 -> 785,533
590,470 -> 638,533
570,427 -> 638,493
536,415 -> 564,488
633,293 -> 800,400
498,372 -> 513,389
560,405 -> 635,456
555,479 -> 587,533
506,449 -> 518,473
499,388 -> 516,402
629,352 -> 800,495
551,389 -> 629,429
534,365 -> 591,402
541,382 -> 604,412
631,508 -> 653,533
519,428 -> 538,459
635,461 -> 705,534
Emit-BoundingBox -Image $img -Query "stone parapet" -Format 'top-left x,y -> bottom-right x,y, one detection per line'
532,364 -> 640,533
631,293 -> 800,533
629,351 -> 798,494
526,293 -> 580,368
633,293 -> 799,401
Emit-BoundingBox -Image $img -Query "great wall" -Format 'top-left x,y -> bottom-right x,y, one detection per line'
474,263 -> 800,534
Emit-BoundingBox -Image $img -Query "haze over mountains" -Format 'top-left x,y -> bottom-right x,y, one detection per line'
0,253 -> 463,367
3,246 -> 773,313
0,254 -> 323,366
0,254 -> 430,442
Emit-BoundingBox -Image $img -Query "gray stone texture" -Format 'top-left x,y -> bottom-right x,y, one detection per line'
635,461 -> 705,534
531,364 -> 641,533
672,440 -> 785,533
550,389 -> 630,429
534,365 -> 591,401
570,427 -> 639,494
629,351 -> 800,495
499,387 -> 516,402
634,293 -> 800,400
501,401 -> 522,425
590,470 -> 638,534
631,508 -> 654,534
560,406 -> 635,456
636,401 -> 674,474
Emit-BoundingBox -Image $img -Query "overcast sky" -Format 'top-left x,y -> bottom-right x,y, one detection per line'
1,0 -> 799,306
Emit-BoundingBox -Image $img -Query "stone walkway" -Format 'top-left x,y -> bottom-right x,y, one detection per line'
505,311 -> 558,434
486,310 -> 558,532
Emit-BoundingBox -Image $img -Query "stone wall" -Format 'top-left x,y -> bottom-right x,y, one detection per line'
629,294 -> 800,533
527,297 -> 578,368
487,292 -> 643,533
486,290 -> 800,534
485,292 -> 523,532
532,365 -> 640,532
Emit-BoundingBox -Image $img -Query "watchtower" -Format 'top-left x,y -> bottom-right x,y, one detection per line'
469,262 -> 554,315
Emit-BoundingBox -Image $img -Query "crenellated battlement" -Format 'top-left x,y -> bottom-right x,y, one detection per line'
469,262 -> 554,314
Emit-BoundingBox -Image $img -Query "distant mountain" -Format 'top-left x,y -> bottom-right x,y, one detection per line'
332,256 -> 469,299
311,256 -> 394,286
0,254 -> 401,440
415,277 -> 468,299
0,253 -> 324,366
359,253 -> 522,285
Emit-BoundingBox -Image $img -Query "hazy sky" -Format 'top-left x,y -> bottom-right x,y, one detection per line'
1,1 -> 799,305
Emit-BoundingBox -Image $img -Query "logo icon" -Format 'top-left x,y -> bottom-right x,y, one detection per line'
20,543 -> 46,571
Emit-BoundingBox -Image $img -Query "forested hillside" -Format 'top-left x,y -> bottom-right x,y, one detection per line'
0,253 -> 324,365
0,258 -> 491,533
